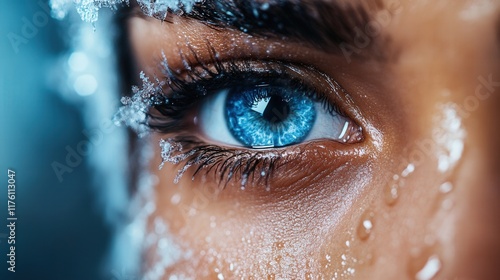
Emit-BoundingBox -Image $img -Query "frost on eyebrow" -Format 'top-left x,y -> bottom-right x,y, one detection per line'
137,0 -> 203,19
49,0 -> 202,23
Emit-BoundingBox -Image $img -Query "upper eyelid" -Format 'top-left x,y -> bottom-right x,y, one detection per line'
155,44 -> 360,112
148,57 -> 362,135
159,53 -> 316,99
157,44 -> 325,92
139,41 -> 370,136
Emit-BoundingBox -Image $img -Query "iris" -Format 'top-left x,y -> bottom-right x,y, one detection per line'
225,86 -> 316,148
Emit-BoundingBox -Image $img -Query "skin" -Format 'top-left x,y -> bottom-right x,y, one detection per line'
126,0 -> 500,279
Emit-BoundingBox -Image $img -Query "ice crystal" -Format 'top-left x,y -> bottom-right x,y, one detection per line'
50,0 -> 128,23
50,0 -> 202,23
159,139 -> 185,166
159,139 -> 197,183
113,71 -> 165,137
137,0 -> 203,19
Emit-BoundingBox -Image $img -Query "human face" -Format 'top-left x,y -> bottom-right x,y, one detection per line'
124,0 -> 500,279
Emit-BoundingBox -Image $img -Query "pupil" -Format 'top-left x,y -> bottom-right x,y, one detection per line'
256,95 -> 290,123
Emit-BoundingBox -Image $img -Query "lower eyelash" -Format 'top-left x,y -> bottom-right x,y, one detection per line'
159,136 -> 286,189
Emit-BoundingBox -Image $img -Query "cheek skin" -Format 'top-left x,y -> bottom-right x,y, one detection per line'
147,134 -> 382,278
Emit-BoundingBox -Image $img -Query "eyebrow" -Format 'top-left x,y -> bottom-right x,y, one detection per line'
130,0 -> 391,58
186,0 -> 384,52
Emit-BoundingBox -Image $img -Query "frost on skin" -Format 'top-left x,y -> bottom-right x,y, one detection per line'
113,71 -> 165,137
50,0 -> 203,23
158,138 -> 199,183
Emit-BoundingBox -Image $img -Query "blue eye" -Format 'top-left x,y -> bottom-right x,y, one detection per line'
226,86 -> 316,147
199,84 -> 357,148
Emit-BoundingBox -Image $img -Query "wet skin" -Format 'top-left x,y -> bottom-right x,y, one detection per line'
127,0 -> 500,279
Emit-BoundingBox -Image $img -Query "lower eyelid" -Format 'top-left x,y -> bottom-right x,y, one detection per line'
158,134 -> 368,191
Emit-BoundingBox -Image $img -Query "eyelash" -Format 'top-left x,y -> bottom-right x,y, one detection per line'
144,46 -> 357,188
159,136 -> 285,189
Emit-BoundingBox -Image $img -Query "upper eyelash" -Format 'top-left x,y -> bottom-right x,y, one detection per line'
147,46 -> 345,134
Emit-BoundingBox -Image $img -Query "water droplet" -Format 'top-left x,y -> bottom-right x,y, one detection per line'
217,272 -> 224,280
434,104 -> 465,173
402,163 -> 415,177
357,211 -> 374,240
267,273 -> 275,280
408,247 -> 442,280
358,253 -> 375,266
345,240 -> 350,247
305,272 -> 313,279
154,217 -> 166,234
170,193 -> 181,205
326,254 -> 331,262
384,183 -> 399,206
240,174 -> 248,190
144,202 -> 156,214
439,182 -> 453,193
414,255 -> 441,280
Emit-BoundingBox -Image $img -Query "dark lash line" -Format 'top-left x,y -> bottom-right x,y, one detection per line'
166,136 -> 280,189
148,43 -> 345,130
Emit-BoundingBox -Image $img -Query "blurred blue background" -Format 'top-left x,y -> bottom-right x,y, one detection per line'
0,1 -> 113,279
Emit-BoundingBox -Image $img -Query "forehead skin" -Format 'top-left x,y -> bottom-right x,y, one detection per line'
127,0 -> 500,279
